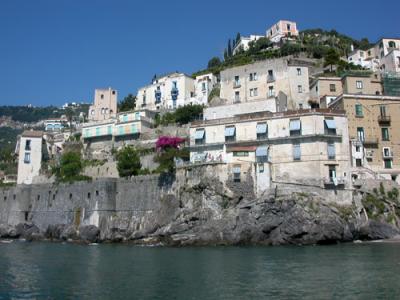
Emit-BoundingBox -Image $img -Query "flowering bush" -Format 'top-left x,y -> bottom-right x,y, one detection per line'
155,136 -> 185,151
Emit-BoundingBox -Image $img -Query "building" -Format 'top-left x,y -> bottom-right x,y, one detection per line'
219,58 -> 310,112
266,20 -> 298,43
193,73 -> 218,106
233,35 -> 264,55
310,77 -> 343,107
329,94 -> 400,182
136,73 -> 194,111
380,50 -> 400,73
17,131 -> 44,185
347,49 -> 379,70
189,109 -> 351,196
88,88 -> 118,122
82,109 -> 156,142
44,118 -> 66,132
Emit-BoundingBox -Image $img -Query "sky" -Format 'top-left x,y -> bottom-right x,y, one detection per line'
0,0 -> 399,107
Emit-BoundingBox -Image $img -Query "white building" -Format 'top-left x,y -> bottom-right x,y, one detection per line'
136,72 -> 217,111
380,49 -> 400,73
266,20 -> 299,43
233,35 -> 264,55
88,88 -> 118,122
44,118 -> 66,132
347,49 -> 379,70
17,131 -> 44,185
218,58 -> 311,114
189,109 -> 351,197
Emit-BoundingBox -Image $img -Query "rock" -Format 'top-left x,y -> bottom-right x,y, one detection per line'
45,224 -> 67,240
358,220 -> 400,240
15,223 -> 40,239
78,225 -> 100,243
0,224 -> 17,238
60,225 -> 79,240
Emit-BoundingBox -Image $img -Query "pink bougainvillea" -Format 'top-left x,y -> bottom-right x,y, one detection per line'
155,136 -> 185,151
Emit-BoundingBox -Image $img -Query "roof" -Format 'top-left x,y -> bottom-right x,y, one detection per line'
21,130 -> 43,138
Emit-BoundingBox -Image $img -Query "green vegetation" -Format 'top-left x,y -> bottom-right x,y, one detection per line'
193,28 -> 371,77
156,105 -> 203,126
52,151 -> 91,183
118,94 -> 137,112
116,146 -> 142,177
208,86 -> 220,102
154,147 -> 189,173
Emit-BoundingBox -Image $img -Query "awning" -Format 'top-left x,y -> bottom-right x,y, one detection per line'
324,119 -> 336,129
227,146 -> 257,152
225,126 -> 236,137
232,166 -> 241,173
256,123 -> 267,134
256,146 -> 268,157
289,119 -> 301,131
194,129 -> 205,139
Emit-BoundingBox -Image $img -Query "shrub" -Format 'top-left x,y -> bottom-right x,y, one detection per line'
116,146 -> 142,178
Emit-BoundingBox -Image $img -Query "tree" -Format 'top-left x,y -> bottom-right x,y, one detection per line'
207,57 -> 222,69
64,107 -> 74,134
116,146 -> 142,177
324,48 -> 340,72
52,151 -> 90,182
227,39 -> 232,57
235,32 -> 241,45
174,104 -> 203,124
118,94 -> 136,112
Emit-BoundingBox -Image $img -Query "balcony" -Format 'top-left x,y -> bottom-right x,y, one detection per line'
233,82 -> 241,88
324,177 -> 346,186
383,151 -> 394,159
363,137 -> 379,145
378,115 -> 391,125
267,75 -> 275,83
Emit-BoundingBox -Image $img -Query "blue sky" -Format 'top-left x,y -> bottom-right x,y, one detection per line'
0,0 -> 399,107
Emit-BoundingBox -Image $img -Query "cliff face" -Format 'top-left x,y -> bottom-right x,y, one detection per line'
0,172 -> 399,245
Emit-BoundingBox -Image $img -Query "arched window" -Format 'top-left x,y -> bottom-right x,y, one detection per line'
388,41 -> 396,48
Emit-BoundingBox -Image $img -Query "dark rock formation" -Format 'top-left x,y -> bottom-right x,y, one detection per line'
78,225 -> 100,243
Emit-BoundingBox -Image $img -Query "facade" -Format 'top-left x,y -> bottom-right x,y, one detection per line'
189,109 -> 351,196
82,109 -> 155,141
266,20 -> 298,43
136,73 -> 192,111
329,94 -> 400,182
219,59 -> 310,111
341,72 -> 383,95
310,77 -> 343,107
44,118 -> 66,132
380,49 -> 400,73
17,131 -> 44,185
233,35 -> 264,54
347,49 -> 379,70
88,88 -> 118,122
192,73 -> 218,106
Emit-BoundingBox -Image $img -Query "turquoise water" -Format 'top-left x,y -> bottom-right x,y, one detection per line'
0,242 -> 400,299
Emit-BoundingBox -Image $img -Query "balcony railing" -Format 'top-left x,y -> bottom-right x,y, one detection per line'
267,75 -> 275,83
233,82 -> 241,88
383,151 -> 394,158
378,115 -> 391,124
324,177 -> 346,186
363,137 -> 379,145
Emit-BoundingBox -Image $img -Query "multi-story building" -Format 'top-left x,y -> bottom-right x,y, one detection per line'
88,88 -> 118,122
44,118 -> 66,131
329,94 -> 400,182
193,73 -> 218,106
189,109 -> 351,196
266,20 -> 298,43
136,73 -> 194,111
82,109 -> 156,142
347,49 -> 379,70
233,35 -> 265,54
219,58 -> 310,112
310,77 -> 343,107
17,131 -> 44,185
380,49 -> 400,73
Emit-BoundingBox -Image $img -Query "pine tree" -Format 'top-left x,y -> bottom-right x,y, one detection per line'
227,39 -> 232,57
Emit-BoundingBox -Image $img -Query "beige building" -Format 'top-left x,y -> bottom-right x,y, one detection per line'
189,109 -> 351,196
88,88 -> 118,122
219,58 -> 310,112
266,20 -> 298,43
17,131 -> 44,185
310,77 -> 343,107
329,94 -> 400,182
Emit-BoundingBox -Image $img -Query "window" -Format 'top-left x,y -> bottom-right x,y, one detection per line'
356,145 -> 361,152
384,159 -> 393,169
112,90 -> 115,95
267,70 -> 274,82
297,85 -> 303,93
329,84 -> 336,92
289,119 -> 301,136
297,68 -> 301,75
357,127 -> 365,142
287,23 -> 291,30
356,159 -> 362,167
233,165 -> 241,182
327,143 -> 336,159
256,146 -> 268,163
380,105 -> 387,117
268,86 -> 275,98
329,166 -> 337,182
299,104 -> 303,110
258,164 -> 264,173
233,151 -> 249,157
24,152 -> 31,164
249,72 -> 257,81
381,51 -> 384,58
381,128 -> 390,141
234,76 -> 240,87
100,94 -> 104,99
324,119 -> 336,135
355,104 -> 363,117
250,88 -> 258,97
201,82 -> 206,91
383,147 -> 392,157
194,129 -> 205,145
360,51 -> 364,57
256,123 -> 268,140
107,126 -> 112,135
225,126 -> 236,142
388,41 -> 396,48
293,144 -> 301,160
25,140 -> 31,151
356,81 -> 363,89
368,50 -> 371,56
234,91 -> 240,103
